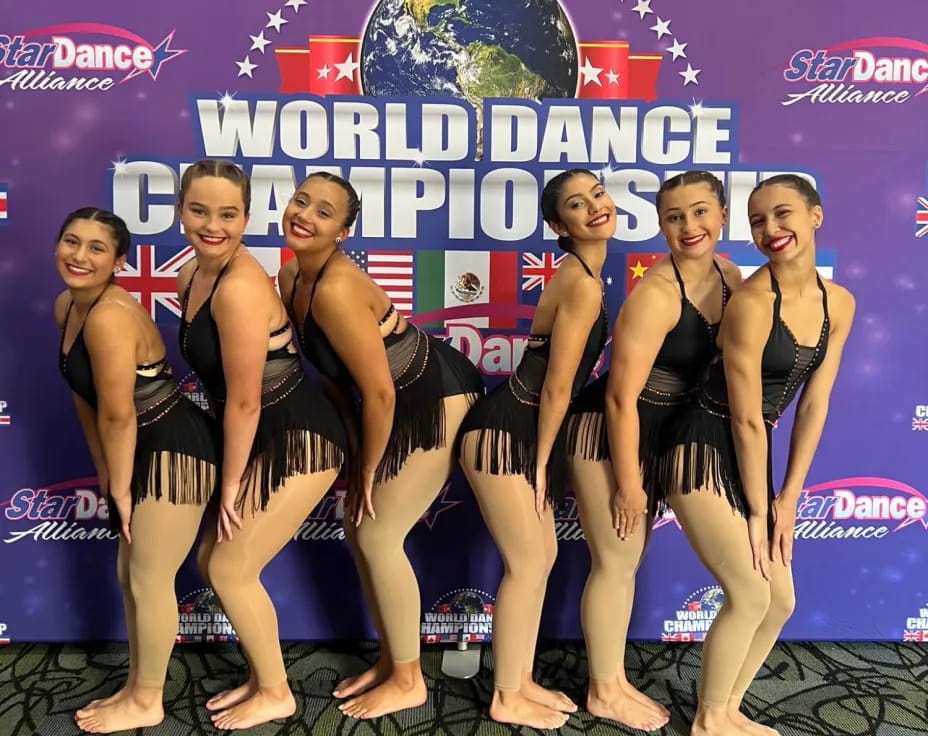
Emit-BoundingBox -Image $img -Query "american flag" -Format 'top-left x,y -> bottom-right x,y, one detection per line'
912,418 -> 928,431
117,245 -> 195,322
0,183 -> 7,224
347,250 -> 414,316
903,629 -> 928,641
917,197 -> 928,238
521,252 -> 567,291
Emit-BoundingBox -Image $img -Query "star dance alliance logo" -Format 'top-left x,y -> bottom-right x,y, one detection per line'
780,36 -> 928,106
2,478 -> 118,544
0,24 -> 185,92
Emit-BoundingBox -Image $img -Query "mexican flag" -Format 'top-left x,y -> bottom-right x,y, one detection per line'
416,250 -> 519,328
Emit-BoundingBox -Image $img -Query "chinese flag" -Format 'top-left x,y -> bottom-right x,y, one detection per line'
628,54 -> 663,101
275,47 -> 312,93
576,41 -> 629,99
625,253 -> 664,295
308,36 -> 362,96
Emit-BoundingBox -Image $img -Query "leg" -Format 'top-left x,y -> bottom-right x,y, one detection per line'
339,394 -> 473,720
76,477 -> 208,733
571,454 -> 668,730
209,466 -> 339,731
668,489 -> 773,736
727,560 -> 794,736
457,432 -> 569,731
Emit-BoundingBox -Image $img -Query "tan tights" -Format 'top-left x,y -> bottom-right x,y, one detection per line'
459,432 -> 558,691
668,488 -> 795,708
344,394 -> 475,664
569,455 -> 651,682
115,494 -> 207,688
198,465 -> 339,687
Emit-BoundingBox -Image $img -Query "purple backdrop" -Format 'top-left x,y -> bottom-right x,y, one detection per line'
2,0 -> 927,646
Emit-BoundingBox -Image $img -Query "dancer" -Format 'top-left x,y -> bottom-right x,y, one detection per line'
568,172 -> 740,731
669,175 -> 855,736
278,171 -> 484,719
176,160 -> 347,730
55,207 -> 218,734
458,169 -> 611,729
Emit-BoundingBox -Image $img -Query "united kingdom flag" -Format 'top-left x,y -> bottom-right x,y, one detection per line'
117,245 -> 195,322
912,418 -> 928,431
521,251 -> 567,292
903,629 -> 928,641
916,196 -> 928,238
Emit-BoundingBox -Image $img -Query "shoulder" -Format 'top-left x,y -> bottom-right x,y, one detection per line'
216,253 -> 273,299
717,256 -> 744,286
83,293 -> 140,343
824,279 -> 856,325
277,258 -> 300,300
313,262 -> 368,315
53,290 -> 72,329
723,281 -> 774,327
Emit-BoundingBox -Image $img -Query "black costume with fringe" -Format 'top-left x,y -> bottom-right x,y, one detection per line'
179,260 -> 346,514
459,252 -> 607,506
569,257 -> 731,516
59,295 -> 218,530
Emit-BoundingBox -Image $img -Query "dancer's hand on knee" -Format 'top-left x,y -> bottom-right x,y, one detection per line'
533,463 -> 548,518
355,470 -> 376,526
771,495 -> 796,566
217,485 -> 244,542
112,493 -> 132,544
612,487 -> 647,540
747,513 -> 770,581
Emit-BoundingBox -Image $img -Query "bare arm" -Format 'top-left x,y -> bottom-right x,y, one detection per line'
605,280 -> 679,495
82,303 -> 140,506
537,277 -> 603,474
71,393 -> 109,493
780,287 -> 856,502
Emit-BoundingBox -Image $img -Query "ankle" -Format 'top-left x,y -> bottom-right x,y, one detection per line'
588,677 -> 622,700
493,687 -> 525,707
695,704 -> 731,728
128,685 -> 164,709
388,660 -> 423,689
256,681 -> 293,701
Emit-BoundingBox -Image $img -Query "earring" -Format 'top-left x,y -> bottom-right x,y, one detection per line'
335,237 -> 342,244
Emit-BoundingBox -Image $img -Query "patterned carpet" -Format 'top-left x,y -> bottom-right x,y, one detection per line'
1,640 -> 926,735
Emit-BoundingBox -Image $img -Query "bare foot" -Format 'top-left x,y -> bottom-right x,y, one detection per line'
691,709 -> 742,736
730,710 -> 780,735
76,681 -> 133,716
338,675 -> 427,719
489,690 -> 570,730
206,676 -> 257,712
588,690 -> 668,731
333,658 -> 391,699
74,695 -> 164,734
210,689 -> 296,731
521,679 -> 578,713
620,679 -> 671,718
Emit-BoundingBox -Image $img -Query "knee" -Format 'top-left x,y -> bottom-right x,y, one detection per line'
355,521 -> 402,562
204,550 -> 248,596
764,587 -> 796,627
722,580 -> 772,626
116,560 -> 132,594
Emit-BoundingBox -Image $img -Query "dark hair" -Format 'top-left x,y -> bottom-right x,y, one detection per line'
179,159 -> 251,215
300,171 -> 361,230
750,174 -> 821,208
57,207 -> 131,283
540,168 -> 599,253
656,171 -> 727,213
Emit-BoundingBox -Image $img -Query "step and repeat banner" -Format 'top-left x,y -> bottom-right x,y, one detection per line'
2,0 -> 927,645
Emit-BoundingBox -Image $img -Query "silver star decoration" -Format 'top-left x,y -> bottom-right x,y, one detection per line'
317,64 -> 331,79
265,10 -> 288,32
334,52 -> 360,81
236,55 -> 257,78
667,39 -> 688,61
605,276 -> 614,286
599,164 -> 615,179
650,17 -> 671,40
680,63 -> 701,85
605,69 -> 621,85
410,148 -> 428,167
249,31 -> 271,54
285,0 -> 307,11
688,99 -> 705,118
110,158 -> 130,176
633,0 -> 653,20
578,56 -> 603,86
219,91 -> 237,110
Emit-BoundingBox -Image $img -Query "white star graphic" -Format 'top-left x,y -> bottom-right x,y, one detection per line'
605,68 -> 621,85
667,39 -> 688,61
633,0 -> 653,20
578,56 -> 603,87
605,275 -> 614,286
410,148 -> 428,167
236,55 -> 257,78
650,17 -> 671,40
334,52 -> 360,82
317,64 -> 332,79
688,98 -> 705,118
249,31 -> 271,54
265,10 -> 288,33
110,158 -> 129,176
680,63 -> 701,86
599,164 -> 615,179
285,0 -> 307,12
218,91 -> 237,110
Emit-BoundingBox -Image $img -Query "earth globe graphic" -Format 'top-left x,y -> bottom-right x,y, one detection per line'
700,587 -> 725,612
193,589 -> 225,615
360,0 -> 578,152
449,590 -> 486,614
